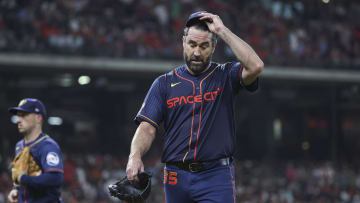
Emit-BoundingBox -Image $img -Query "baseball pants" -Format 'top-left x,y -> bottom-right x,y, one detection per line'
163,162 -> 236,203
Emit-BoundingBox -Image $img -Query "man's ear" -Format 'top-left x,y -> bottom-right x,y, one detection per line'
36,114 -> 43,124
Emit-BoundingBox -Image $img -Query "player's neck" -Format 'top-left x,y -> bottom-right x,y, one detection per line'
24,127 -> 42,144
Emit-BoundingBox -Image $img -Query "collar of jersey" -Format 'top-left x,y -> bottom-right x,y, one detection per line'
24,133 -> 47,147
179,62 -> 217,81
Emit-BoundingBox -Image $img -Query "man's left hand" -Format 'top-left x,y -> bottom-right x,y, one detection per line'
198,12 -> 226,35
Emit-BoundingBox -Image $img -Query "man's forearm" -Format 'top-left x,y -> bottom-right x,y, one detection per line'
129,122 -> 156,159
218,27 -> 263,74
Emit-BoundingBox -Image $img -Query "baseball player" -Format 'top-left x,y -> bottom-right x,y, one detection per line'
126,11 -> 264,202
7,98 -> 64,203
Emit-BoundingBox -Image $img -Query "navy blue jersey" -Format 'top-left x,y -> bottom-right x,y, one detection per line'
14,133 -> 64,203
135,62 -> 258,163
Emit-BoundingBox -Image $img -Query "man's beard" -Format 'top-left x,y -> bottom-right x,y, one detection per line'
18,125 -> 34,136
184,53 -> 211,75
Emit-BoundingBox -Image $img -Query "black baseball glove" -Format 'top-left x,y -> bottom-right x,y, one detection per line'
108,171 -> 152,203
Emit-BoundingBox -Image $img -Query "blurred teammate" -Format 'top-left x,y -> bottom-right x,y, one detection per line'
7,98 -> 64,203
126,11 -> 264,202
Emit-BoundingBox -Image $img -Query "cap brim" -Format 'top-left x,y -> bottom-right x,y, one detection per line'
8,107 -> 33,114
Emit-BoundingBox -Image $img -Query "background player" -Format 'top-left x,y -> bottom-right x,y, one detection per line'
7,98 -> 64,203
126,11 -> 264,202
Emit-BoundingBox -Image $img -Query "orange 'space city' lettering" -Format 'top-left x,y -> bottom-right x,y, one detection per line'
167,87 -> 222,108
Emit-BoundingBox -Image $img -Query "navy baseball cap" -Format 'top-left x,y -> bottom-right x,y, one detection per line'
8,98 -> 47,118
185,11 -> 208,27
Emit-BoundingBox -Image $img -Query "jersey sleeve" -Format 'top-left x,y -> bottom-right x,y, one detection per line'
229,62 -> 259,93
40,143 -> 64,173
134,76 -> 166,129
20,171 -> 63,188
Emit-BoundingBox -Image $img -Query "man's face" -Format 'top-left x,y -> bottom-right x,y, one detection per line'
16,112 -> 39,135
183,27 -> 215,75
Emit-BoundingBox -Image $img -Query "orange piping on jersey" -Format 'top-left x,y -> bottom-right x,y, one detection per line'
174,69 -> 195,162
193,65 -> 219,161
138,114 -> 159,128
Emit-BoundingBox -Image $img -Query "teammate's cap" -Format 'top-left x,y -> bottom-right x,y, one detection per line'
9,98 -> 47,118
185,11 -> 208,27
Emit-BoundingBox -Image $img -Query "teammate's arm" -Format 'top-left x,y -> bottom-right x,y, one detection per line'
126,121 -> 156,182
198,13 -> 264,85
19,172 -> 63,188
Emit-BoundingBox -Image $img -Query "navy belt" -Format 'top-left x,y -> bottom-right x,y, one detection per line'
166,157 -> 233,173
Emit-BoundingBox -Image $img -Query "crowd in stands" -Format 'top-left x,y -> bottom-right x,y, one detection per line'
0,0 -> 359,69
1,151 -> 360,202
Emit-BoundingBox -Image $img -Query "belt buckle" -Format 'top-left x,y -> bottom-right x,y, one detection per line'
189,162 -> 203,172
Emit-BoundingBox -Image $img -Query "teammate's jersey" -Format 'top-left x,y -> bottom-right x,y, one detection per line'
14,133 -> 64,203
135,62 -> 258,163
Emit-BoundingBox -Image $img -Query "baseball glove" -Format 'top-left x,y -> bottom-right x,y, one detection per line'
10,147 -> 42,184
108,171 -> 152,203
